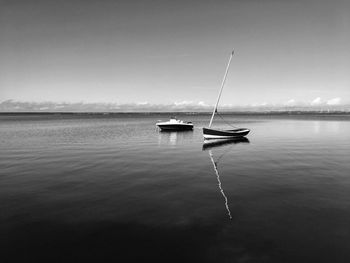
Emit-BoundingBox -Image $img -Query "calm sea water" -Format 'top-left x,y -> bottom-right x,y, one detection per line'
1,113 -> 350,262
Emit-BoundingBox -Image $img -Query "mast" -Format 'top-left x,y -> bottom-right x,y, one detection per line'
208,50 -> 234,128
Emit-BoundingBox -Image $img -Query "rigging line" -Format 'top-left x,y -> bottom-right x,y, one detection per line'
216,111 -> 239,129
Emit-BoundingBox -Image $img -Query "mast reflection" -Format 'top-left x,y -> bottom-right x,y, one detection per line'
208,150 -> 232,219
203,137 -> 250,219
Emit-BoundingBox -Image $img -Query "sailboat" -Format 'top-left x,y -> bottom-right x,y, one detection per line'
203,50 -> 250,139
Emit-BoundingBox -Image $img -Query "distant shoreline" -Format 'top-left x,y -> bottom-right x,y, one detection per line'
1,111 -> 350,116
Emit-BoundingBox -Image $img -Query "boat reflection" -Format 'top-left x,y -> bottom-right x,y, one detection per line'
202,137 -> 249,150
203,137 -> 250,219
157,130 -> 194,146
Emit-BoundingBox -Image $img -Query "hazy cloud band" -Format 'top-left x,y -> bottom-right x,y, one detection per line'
1,100 -> 349,112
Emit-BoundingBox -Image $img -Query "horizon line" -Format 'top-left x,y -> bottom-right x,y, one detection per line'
1,110 -> 350,114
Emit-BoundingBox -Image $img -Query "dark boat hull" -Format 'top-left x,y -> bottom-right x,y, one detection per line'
203,127 -> 250,139
158,124 -> 193,131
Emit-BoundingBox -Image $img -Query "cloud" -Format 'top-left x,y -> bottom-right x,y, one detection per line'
285,99 -> 296,106
1,99 -> 349,112
0,100 -> 212,112
310,97 -> 322,105
326,97 -> 341,105
174,101 -> 194,106
136,101 -> 150,106
39,107 -> 49,110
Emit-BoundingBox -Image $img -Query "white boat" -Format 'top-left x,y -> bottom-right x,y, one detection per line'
203,50 -> 250,139
156,117 -> 193,131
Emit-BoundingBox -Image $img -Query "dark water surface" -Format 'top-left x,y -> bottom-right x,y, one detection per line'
1,113 -> 350,262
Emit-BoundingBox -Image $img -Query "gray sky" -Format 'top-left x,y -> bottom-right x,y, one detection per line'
1,0 -> 349,109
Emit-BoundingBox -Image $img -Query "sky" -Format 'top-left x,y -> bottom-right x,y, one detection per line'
0,0 -> 349,111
